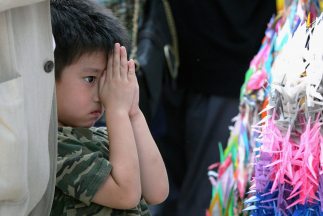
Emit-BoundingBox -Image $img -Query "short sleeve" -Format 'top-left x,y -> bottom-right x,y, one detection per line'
56,127 -> 112,206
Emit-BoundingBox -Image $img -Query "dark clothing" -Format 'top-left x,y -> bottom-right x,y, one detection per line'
170,0 -> 276,98
153,91 -> 239,216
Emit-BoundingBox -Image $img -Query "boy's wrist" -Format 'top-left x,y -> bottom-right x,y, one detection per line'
129,109 -> 143,122
105,109 -> 130,120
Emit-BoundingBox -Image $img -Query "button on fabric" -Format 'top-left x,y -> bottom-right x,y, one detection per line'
44,60 -> 54,73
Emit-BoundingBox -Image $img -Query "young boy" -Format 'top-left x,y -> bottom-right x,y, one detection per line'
50,1 -> 169,215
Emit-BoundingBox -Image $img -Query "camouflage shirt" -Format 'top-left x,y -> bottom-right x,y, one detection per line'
50,127 -> 151,216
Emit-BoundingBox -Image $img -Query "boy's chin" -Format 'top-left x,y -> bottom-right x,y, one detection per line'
77,121 -> 96,128
84,119 -> 99,128
59,120 -> 96,128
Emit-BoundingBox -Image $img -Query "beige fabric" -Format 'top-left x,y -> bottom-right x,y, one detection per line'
0,77 -> 28,207
0,1 -> 56,215
0,0 -> 45,12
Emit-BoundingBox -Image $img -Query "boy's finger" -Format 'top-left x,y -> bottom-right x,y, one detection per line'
113,43 -> 120,78
107,52 -> 113,80
127,59 -> 136,80
99,69 -> 107,92
120,46 -> 128,80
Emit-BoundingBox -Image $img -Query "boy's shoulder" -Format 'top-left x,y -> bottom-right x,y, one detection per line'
58,126 -> 108,142
57,126 -> 109,158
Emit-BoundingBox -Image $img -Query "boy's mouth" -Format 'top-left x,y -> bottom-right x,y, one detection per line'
90,110 -> 102,117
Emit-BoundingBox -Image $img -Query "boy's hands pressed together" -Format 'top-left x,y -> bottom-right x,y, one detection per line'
93,43 -> 141,209
94,43 -> 168,208
129,68 -> 140,119
99,43 -> 136,116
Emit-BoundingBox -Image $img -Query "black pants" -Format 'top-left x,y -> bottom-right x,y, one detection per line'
150,88 -> 239,216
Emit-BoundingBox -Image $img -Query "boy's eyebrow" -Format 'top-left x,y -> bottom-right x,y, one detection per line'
83,67 -> 106,73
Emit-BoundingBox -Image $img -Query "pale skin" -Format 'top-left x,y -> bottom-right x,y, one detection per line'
56,43 -> 168,209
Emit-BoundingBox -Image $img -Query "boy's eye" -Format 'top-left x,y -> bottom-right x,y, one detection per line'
84,76 -> 96,83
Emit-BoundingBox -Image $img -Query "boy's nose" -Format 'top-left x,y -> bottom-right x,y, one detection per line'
94,87 -> 100,102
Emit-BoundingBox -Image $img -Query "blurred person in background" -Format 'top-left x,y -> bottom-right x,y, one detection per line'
161,1 -> 276,215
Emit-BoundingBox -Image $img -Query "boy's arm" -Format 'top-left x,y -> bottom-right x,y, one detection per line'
92,44 -> 141,209
130,109 -> 169,205
92,111 -> 141,209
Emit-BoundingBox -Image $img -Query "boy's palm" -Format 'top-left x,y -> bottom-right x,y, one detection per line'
99,44 -> 136,115
129,77 -> 140,118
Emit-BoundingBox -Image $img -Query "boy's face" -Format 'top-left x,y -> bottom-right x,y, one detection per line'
56,51 -> 106,127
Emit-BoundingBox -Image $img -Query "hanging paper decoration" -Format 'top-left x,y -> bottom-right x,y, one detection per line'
245,14 -> 323,215
207,0 -> 323,215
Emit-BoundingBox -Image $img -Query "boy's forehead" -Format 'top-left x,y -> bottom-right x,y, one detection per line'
80,50 -> 108,59
77,51 -> 107,70
58,52 -> 107,78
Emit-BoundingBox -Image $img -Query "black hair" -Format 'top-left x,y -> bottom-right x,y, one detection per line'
50,0 -> 130,80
